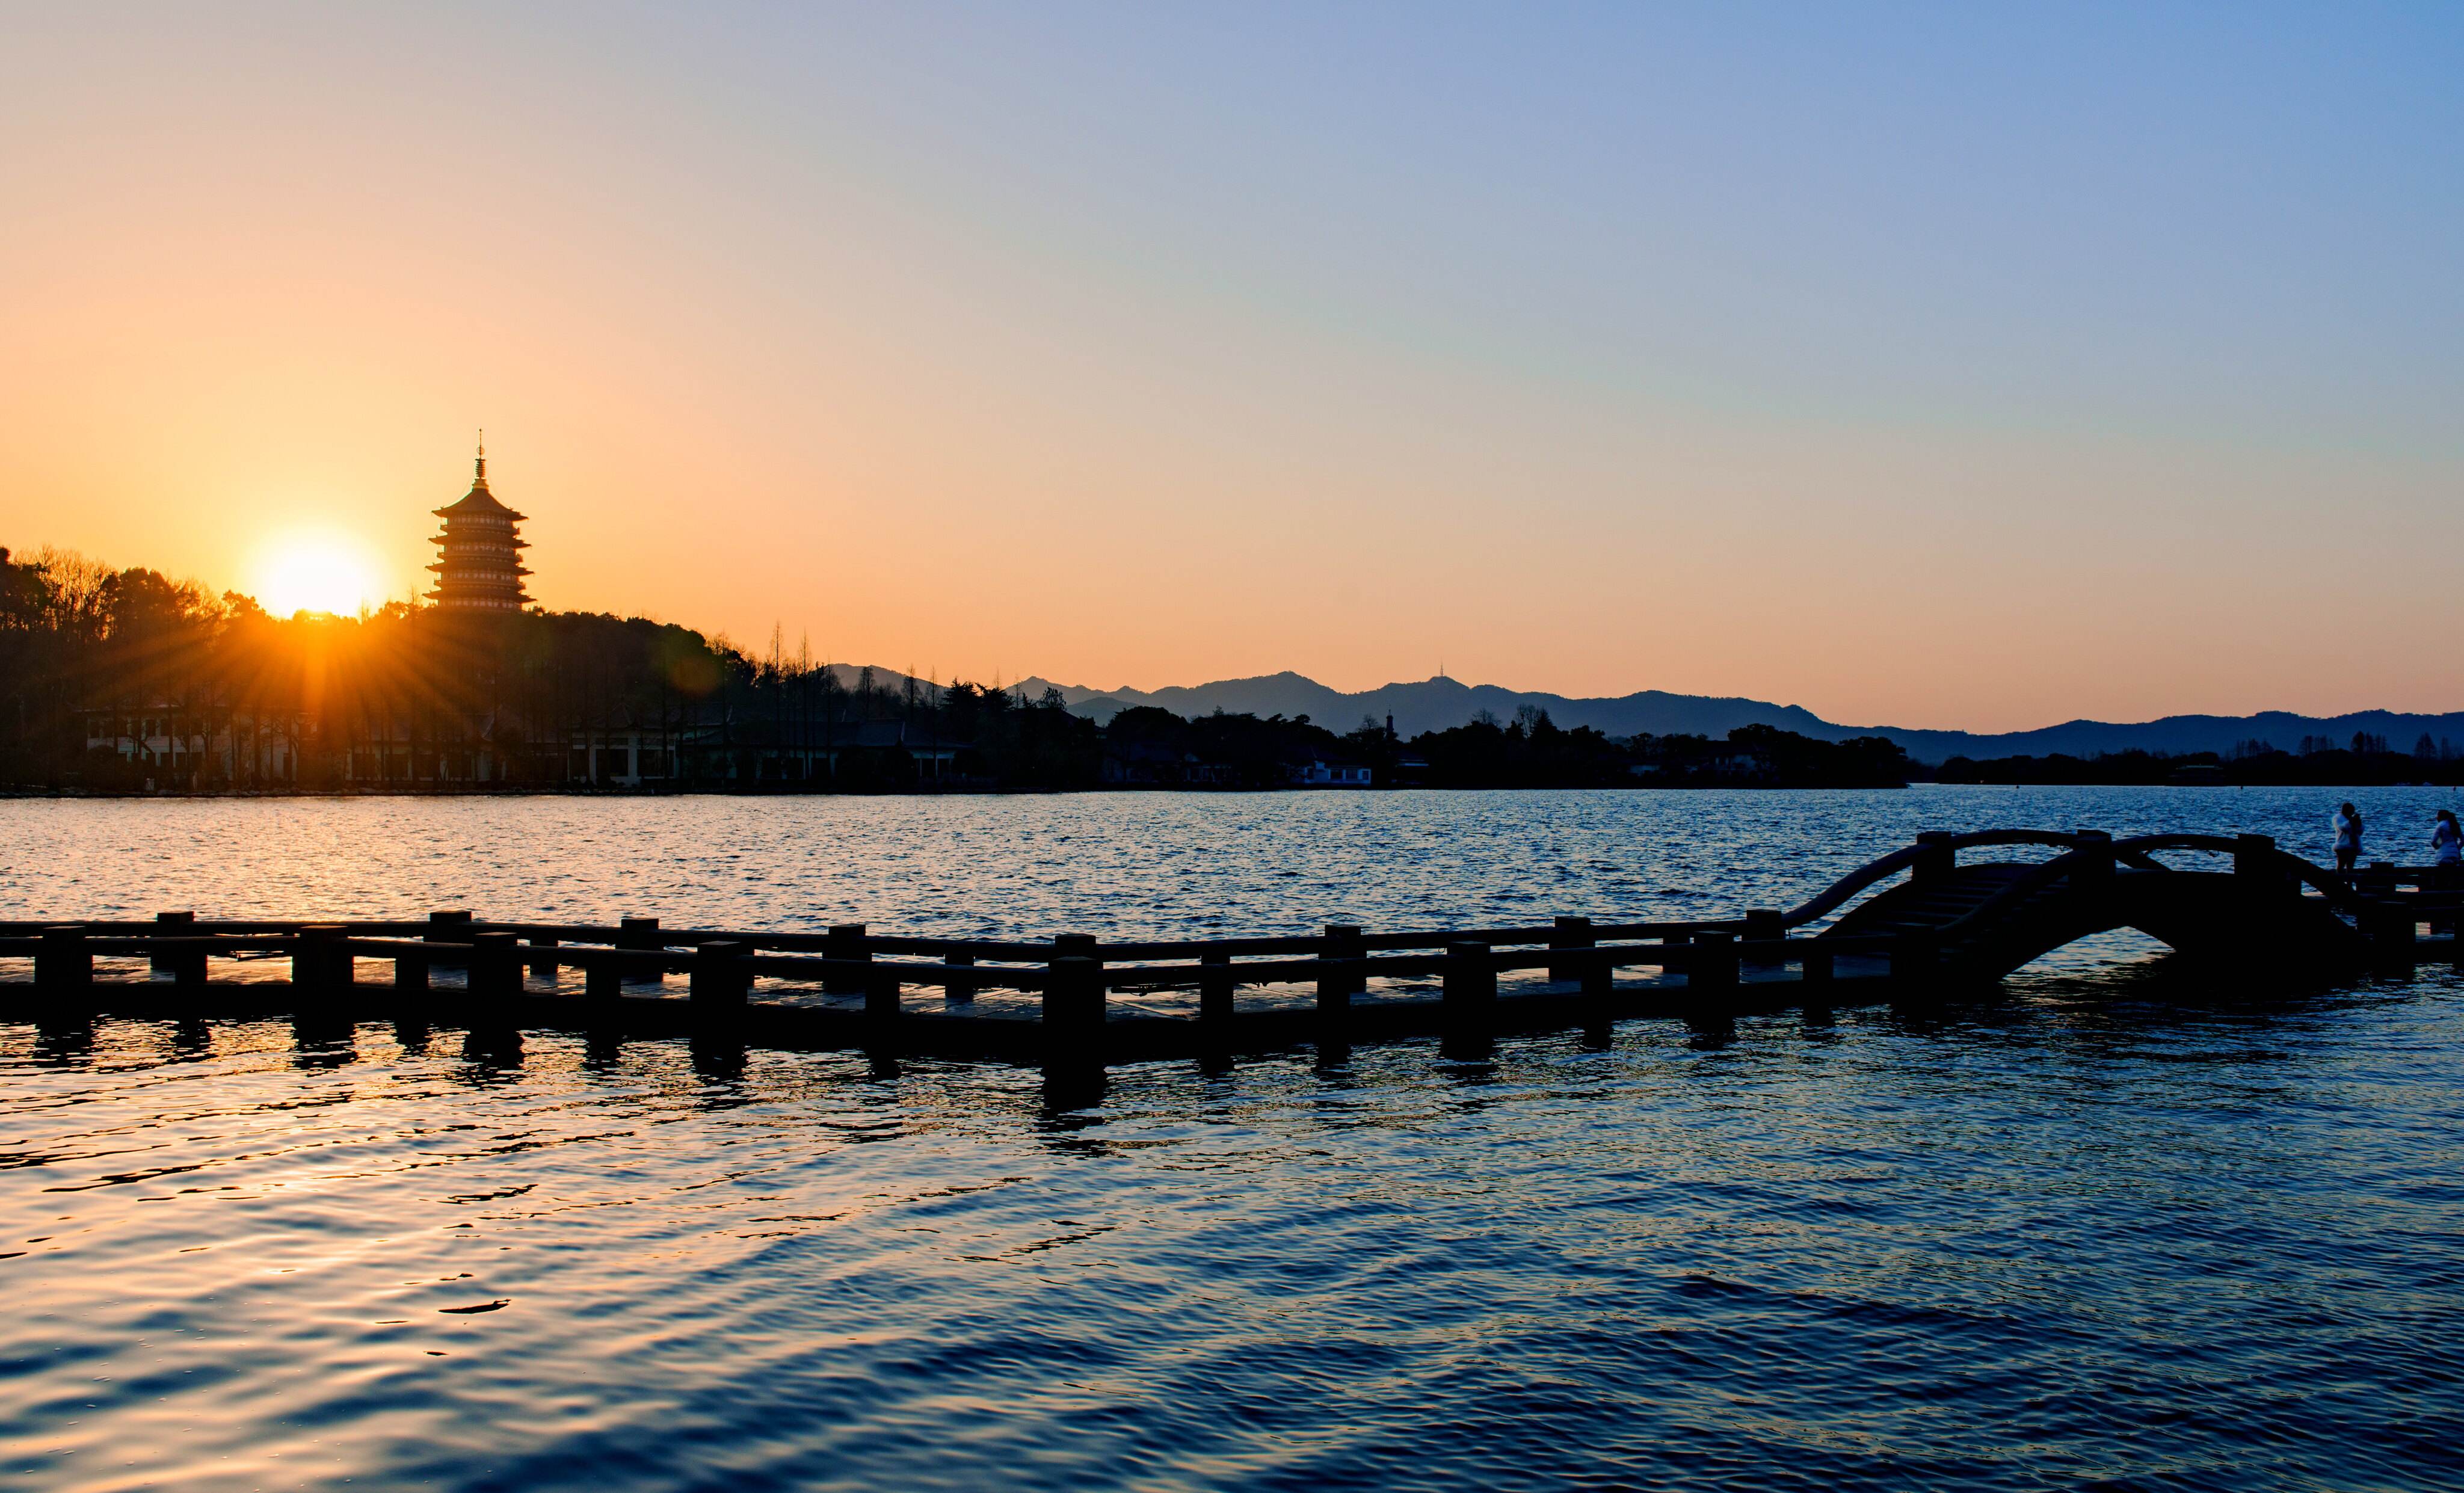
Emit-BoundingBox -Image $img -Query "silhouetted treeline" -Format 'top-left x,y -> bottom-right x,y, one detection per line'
1103,703 -> 1910,789
1935,734 -> 2464,787
4,542 -> 1906,794
0,544 -> 1092,792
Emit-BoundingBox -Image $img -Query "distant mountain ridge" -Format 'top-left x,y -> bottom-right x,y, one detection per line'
1002,670 -> 2464,766
1018,671 -> 1838,743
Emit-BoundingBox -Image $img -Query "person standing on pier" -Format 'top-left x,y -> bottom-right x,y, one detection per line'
2430,810 -> 2463,934
2333,802 -> 2365,873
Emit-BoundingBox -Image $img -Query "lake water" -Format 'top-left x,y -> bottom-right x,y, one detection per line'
4,787 -> 2462,1489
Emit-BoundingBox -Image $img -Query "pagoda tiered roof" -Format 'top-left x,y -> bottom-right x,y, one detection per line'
427,437 -> 534,609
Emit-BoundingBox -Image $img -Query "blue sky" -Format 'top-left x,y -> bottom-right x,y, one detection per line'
3,3 -> 2459,725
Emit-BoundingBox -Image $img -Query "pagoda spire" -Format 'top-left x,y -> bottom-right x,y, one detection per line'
473,429 -> 488,490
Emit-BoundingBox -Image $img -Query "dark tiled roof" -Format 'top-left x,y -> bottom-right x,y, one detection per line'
434,482 -> 526,521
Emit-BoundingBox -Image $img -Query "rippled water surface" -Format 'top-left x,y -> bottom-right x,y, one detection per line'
5,787 -> 2463,1490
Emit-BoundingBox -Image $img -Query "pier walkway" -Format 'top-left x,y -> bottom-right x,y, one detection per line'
2,830 -> 2451,1067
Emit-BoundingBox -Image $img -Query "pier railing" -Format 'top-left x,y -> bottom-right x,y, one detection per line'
5,830 -> 2456,1060
0,914 -> 1912,992
0,909 -> 1946,1057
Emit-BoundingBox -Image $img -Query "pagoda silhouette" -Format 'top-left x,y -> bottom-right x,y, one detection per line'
427,434 -> 531,611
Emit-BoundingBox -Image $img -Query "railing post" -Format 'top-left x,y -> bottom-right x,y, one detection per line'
425,911 -> 472,999
1548,916 -> 1594,983
155,911 -> 208,990
1322,924 -> 1366,996
1442,941 -> 1494,1032
454,931 -> 522,1051
618,917 -> 662,984
528,935 -> 559,980
174,937 -> 209,993
1690,929 -> 1739,990
1577,945 -> 1615,1024
468,930 -> 521,1001
943,949 -> 976,1005
585,952 -> 623,1010
395,938 -> 430,996
825,923 -> 870,994
1045,953 -> 1103,1038
1741,909 -> 1784,966
1199,950 -> 1234,1029
152,910 -> 193,975
865,962 -> 902,1029
691,940 -> 751,1012
2364,861 -> 2398,897
35,926 -> 91,997
1317,956 -> 1360,1027
1913,831 -> 1955,884
295,924 -> 346,996
1317,923 -> 1362,1021
2232,834 -> 2284,893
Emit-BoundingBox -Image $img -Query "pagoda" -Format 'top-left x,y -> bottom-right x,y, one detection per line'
427,435 -> 532,611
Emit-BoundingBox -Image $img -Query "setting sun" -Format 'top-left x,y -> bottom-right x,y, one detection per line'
253,533 -> 381,617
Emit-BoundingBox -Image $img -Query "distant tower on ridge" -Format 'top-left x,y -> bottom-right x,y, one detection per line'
427,433 -> 532,611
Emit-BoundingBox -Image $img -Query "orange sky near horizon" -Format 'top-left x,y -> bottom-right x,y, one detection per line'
3,7 -> 2458,733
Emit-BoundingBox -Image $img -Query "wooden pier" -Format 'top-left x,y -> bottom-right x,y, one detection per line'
4,831 -> 2456,1068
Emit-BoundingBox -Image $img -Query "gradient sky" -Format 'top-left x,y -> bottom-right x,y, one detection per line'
3,4 -> 2459,730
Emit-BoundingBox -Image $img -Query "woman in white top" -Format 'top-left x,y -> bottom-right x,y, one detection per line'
2431,810 -> 2463,869
2333,802 -> 2365,873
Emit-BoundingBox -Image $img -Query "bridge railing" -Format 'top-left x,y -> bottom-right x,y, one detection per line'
4,919 -> 1951,1040
0,915 -> 1753,958
2114,834 -> 2387,912
1778,830 -> 2118,930
1924,837 -> 2130,951
2,910 -> 1868,999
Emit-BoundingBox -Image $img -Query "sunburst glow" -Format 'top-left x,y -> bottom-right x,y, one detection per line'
254,534 -> 381,617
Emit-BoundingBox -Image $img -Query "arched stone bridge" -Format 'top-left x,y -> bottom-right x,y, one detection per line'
1779,830 -> 2379,983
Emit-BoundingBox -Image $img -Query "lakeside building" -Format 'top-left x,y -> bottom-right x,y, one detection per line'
1100,738 -> 1367,787
1627,740 -> 1775,781
565,720 -> 962,788
1100,737 -> 1234,786
79,703 -> 298,788
78,707 -> 972,793
1292,760 -> 1372,787
426,437 -> 531,611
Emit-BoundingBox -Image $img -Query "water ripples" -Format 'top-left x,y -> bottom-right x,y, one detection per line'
4,789 -> 2464,1488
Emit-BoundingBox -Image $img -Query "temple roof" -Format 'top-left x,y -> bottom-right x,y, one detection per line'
433,439 -> 528,522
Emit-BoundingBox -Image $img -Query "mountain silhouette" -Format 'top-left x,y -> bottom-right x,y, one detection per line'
1005,670 -> 2464,766
810,664 -> 2462,766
